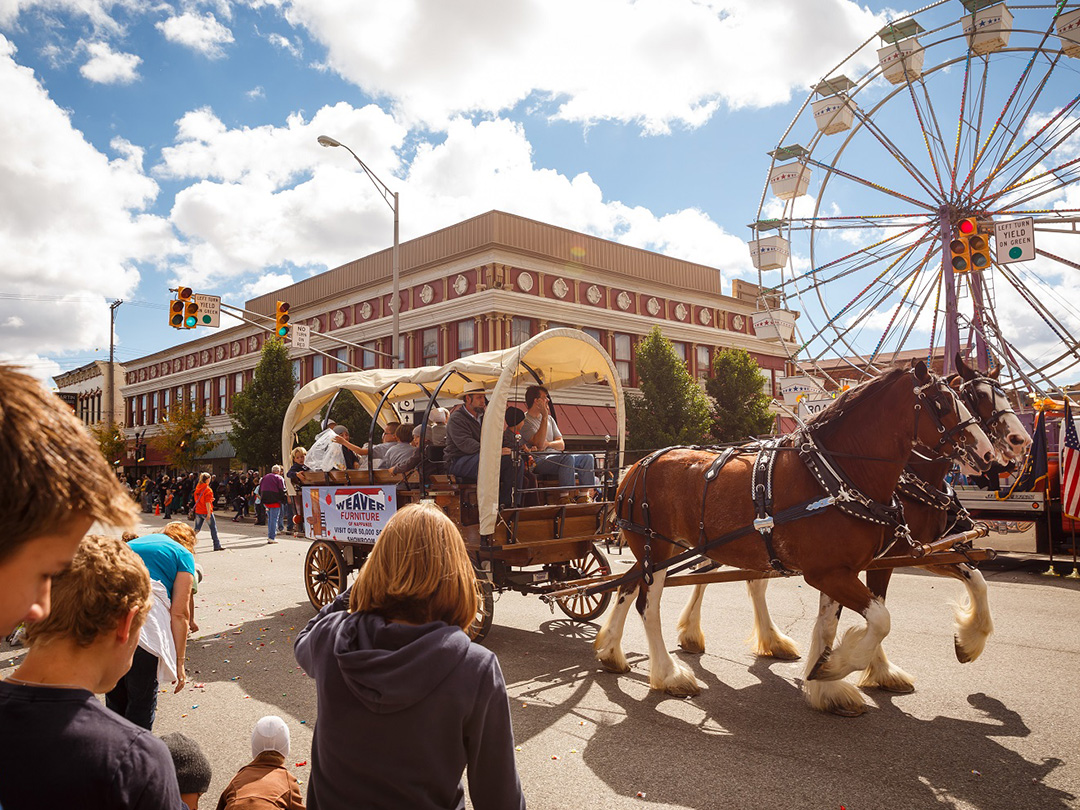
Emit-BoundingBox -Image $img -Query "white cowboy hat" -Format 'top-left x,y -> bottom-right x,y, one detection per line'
460,381 -> 487,398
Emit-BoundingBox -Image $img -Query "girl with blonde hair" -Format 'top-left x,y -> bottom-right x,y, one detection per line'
294,502 -> 524,810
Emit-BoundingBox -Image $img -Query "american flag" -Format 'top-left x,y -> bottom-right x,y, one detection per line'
1060,400 -> 1080,520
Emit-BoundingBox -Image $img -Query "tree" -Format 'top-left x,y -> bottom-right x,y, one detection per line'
624,326 -> 711,456
150,399 -> 220,472
295,392 -> 373,451
705,348 -> 776,443
90,421 -> 126,468
229,337 -> 296,468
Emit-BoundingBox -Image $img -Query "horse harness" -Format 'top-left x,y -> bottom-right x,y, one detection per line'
608,370 -> 973,594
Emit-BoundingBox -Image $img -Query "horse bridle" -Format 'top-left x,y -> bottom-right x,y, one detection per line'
912,372 -> 982,464
957,375 -> 1014,446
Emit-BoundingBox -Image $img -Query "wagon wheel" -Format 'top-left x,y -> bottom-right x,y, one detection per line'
752,4 -> 1080,395
304,540 -> 349,610
469,577 -> 494,643
555,545 -> 612,622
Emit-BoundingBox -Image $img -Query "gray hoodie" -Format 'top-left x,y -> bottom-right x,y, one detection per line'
294,594 -> 525,810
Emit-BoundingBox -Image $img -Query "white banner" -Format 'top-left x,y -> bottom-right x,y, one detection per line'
302,485 -> 398,544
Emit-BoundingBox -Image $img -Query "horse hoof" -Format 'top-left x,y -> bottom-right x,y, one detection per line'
663,681 -> 702,698
954,636 -> 973,664
830,705 -> 865,718
873,681 -> 916,694
598,658 -> 631,674
678,639 -> 705,655
807,649 -> 832,681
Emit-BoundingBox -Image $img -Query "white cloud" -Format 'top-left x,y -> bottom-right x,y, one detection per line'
281,0 -> 886,132
79,40 -> 141,83
155,104 -> 753,288
246,85 -> 264,99
266,31 -> 300,58
156,11 -> 234,59
0,34 -> 176,368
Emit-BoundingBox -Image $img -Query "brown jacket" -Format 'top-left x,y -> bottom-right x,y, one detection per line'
215,751 -> 305,810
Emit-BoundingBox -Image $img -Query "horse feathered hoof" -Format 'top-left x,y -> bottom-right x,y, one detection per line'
806,648 -> 832,681
598,657 -> 632,674
954,635 -> 973,664
652,664 -> 701,697
678,636 -> 705,654
830,705 -> 866,718
805,678 -> 866,716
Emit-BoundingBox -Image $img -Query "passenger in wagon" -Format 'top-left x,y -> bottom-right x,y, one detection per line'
445,381 -> 516,507
521,385 -> 596,503
294,502 -> 526,810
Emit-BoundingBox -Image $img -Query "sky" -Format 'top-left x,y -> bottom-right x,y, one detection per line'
1,0 -> 1078,388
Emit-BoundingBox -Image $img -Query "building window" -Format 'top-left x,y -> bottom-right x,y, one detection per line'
613,333 -> 632,385
292,360 -> 301,393
422,327 -> 439,367
333,348 -> 348,373
397,336 -> 406,367
361,342 -> 376,369
149,392 -> 158,424
582,327 -> 602,345
696,346 -> 712,379
189,384 -> 197,410
510,317 -> 532,346
763,368 -> 777,398
234,372 -> 243,397
218,377 -> 226,413
203,380 -> 212,414
457,320 -> 475,358
129,397 -> 137,426
670,341 -> 687,365
162,388 -> 170,417
312,354 -> 324,379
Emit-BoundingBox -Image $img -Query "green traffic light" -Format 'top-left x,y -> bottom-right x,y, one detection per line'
185,316 -> 197,327
278,327 -> 289,336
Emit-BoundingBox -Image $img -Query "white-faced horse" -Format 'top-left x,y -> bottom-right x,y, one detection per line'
595,362 -> 995,715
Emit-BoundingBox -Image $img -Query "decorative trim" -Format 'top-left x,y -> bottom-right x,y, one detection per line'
646,297 -> 660,316
333,310 -> 346,328
231,341 -> 241,357
215,346 -> 225,362
732,314 -> 745,330
552,278 -> 569,299
360,301 -> 373,320
674,302 -> 688,321
698,308 -> 712,326
200,350 -> 210,364
517,272 -> 534,293
616,291 -> 632,311
248,336 -> 258,351
173,359 -> 182,373
453,274 -> 468,296
586,285 -> 602,305
420,284 -> 434,304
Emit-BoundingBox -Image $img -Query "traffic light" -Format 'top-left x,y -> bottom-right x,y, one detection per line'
169,296 -> 184,328
275,301 -> 291,338
178,287 -> 199,329
969,225 -> 991,271
950,218 -> 977,273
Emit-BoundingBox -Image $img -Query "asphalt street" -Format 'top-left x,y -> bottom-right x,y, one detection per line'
3,515 -> 1079,809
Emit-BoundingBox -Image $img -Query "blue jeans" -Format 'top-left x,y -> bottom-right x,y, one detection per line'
193,512 -> 221,550
267,506 -> 280,540
448,453 -> 516,506
105,646 -> 159,730
532,452 -> 596,488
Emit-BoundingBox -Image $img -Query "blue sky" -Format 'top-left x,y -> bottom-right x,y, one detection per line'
1,0 -> 1078,389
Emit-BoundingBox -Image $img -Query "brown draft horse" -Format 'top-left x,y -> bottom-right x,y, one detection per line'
594,361 -> 995,715
674,355 -> 1032,710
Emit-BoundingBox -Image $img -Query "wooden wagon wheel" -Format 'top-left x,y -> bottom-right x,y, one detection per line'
304,540 -> 349,610
469,577 -> 494,643
555,544 -> 612,622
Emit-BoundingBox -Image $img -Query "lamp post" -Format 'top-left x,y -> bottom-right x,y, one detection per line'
317,135 -> 401,367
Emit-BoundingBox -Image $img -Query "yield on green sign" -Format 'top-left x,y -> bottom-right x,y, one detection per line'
994,217 -> 1034,263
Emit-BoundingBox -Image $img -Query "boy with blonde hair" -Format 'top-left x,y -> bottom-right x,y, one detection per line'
0,535 -> 186,809
0,365 -> 138,637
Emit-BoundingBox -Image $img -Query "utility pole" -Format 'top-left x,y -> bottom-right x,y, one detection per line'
107,299 -> 122,430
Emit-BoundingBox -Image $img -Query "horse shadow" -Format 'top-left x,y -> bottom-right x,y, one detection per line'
492,621 -> 1075,809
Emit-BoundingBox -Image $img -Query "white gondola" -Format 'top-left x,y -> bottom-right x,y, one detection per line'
878,38 -> 924,84
751,310 -> 796,343
769,163 -> 811,200
748,235 -> 790,271
962,2 -> 1013,55
1058,8 -> 1080,58
811,76 -> 855,135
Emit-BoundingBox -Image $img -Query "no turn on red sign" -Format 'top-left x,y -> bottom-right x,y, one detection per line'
994,217 -> 1035,263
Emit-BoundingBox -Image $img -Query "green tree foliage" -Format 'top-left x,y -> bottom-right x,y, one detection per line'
705,348 -> 776,443
624,326 -> 711,456
295,393 -> 373,451
229,337 -> 296,468
90,421 -> 127,467
150,398 -> 220,472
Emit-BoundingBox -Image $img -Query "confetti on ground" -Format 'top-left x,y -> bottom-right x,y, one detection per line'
636,792 -> 646,799
243,695 -> 251,699
515,746 -> 521,752
180,714 -> 188,718
972,770 -> 982,777
295,761 -> 307,767
191,704 -> 199,709
570,749 -> 578,754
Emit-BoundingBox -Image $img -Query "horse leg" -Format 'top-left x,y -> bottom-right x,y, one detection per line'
595,581 -> 638,673
925,563 -> 993,663
746,579 -> 801,660
857,569 -> 915,693
676,583 -> 706,654
802,591 -> 866,716
640,570 -> 701,696
806,571 -> 891,683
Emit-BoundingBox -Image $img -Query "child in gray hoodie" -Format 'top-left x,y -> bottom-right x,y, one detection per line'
294,502 -> 525,810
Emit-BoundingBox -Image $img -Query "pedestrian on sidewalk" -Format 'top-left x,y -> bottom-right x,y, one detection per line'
192,472 -> 222,551
259,466 -> 287,544
286,447 -> 309,537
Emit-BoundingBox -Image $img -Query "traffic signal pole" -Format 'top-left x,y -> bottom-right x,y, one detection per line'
941,210 -> 961,377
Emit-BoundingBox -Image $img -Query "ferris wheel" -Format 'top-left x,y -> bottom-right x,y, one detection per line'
749,0 -> 1080,400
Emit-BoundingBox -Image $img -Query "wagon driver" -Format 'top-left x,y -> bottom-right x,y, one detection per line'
445,381 -> 517,507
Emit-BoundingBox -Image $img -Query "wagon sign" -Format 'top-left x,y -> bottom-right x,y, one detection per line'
302,485 -> 397,544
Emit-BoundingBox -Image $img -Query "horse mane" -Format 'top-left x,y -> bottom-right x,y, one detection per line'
806,366 -> 910,438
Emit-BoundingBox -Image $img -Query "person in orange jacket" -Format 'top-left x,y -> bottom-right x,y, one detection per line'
193,472 -> 223,552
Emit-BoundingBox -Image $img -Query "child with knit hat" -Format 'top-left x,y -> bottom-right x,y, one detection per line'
162,732 -> 212,809
216,716 -> 305,809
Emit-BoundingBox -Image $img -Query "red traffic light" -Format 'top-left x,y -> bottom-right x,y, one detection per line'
958,218 -> 976,235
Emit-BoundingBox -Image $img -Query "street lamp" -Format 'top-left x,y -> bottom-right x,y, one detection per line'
317,135 -> 401,367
